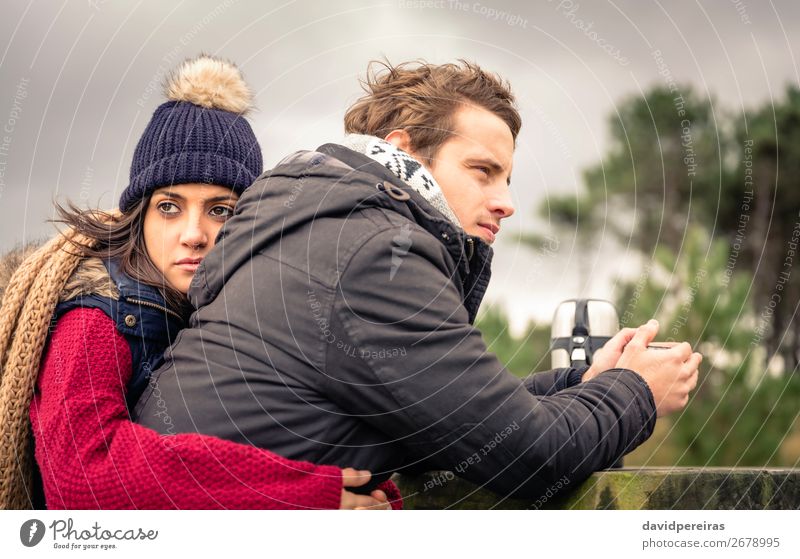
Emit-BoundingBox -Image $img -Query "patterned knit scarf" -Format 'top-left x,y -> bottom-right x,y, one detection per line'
341,134 -> 462,227
0,224 -> 106,509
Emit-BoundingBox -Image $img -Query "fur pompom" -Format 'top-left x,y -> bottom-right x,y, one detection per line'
164,54 -> 254,114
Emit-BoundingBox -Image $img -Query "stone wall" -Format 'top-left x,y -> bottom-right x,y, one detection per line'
393,468 -> 800,509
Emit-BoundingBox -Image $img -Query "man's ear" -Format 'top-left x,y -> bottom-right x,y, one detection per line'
384,129 -> 413,153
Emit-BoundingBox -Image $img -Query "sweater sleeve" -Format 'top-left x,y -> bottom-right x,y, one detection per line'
376,479 -> 403,510
30,308 -> 347,510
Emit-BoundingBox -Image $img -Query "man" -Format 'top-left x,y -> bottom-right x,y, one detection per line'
136,60 -> 701,498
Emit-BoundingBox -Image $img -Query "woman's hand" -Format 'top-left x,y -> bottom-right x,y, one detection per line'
339,468 -> 392,510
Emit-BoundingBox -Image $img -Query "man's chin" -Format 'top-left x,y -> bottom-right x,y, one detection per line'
471,225 -> 496,244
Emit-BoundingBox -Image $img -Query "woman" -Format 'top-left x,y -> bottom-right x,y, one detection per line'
0,55 -> 400,509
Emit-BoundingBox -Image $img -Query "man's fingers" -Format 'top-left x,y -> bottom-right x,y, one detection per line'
341,468 -> 372,488
676,342 -> 693,361
620,327 -> 638,340
687,368 -> 699,391
684,353 -> 702,390
608,328 -> 637,351
647,342 -> 679,349
685,352 -> 703,370
627,319 -> 659,351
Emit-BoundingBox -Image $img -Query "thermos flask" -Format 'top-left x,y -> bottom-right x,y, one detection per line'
551,299 -> 619,368
551,298 -> 623,468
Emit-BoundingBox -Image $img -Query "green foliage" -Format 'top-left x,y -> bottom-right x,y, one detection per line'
475,306 -> 551,378
510,83 -> 800,466
615,225 -> 799,466
524,83 -> 800,370
675,359 -> 800,467
730,85 -> 800,366
616,225 -> 750,347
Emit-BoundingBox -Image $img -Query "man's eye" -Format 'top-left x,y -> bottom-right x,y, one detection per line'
209,205 -> 234,218
157,201 -> 180,215
475,166 -> 490,176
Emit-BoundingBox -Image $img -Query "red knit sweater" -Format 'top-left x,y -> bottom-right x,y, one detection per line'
30,308 -> 402,509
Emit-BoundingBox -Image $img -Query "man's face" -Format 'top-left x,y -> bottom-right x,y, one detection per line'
425,104 -> 515,244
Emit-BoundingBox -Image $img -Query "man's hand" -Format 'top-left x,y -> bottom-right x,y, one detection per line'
339,468 -> 392,510
615,320 -> 701,417
583,327 -> 638,382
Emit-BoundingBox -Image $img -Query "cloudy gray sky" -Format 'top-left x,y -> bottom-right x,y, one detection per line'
1,0 -> 798,329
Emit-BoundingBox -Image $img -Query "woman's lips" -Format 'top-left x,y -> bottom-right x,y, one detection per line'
175,258 -> 202,272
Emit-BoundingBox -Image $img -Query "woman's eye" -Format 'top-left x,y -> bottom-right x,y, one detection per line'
209,205 -> 234,219
157,201 -> 180,215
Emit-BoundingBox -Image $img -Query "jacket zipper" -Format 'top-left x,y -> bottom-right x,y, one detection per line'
127,297 -> 183,321
465,238 -> 475,261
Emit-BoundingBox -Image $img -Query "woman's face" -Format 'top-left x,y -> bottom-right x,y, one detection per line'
143,183 -> 238,295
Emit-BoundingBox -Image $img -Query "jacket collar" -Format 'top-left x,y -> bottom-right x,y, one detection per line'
316,144 -> 493,322
104,258 -> 166,307
103,258 -> 185,326
195,144 -> 493,323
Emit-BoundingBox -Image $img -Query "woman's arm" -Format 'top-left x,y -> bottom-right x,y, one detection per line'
31,307 -> 400,509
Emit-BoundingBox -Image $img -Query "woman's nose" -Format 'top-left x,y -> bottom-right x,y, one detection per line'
179,217 -> 209,249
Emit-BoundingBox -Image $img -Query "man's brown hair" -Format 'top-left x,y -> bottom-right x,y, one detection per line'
344,59 -> 521,163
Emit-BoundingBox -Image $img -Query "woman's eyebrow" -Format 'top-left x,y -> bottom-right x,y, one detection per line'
155,192 -> 235,203
155,191 -> 186,200
205,195 -> 236,203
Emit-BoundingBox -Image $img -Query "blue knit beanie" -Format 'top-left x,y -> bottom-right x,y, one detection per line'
120,55 -> 263,212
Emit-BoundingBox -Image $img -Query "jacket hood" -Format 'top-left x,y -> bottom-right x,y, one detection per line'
59,257 -> 119,302
190,143 -> 494,312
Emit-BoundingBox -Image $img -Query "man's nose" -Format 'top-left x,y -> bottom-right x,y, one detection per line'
488,184 -> 515,219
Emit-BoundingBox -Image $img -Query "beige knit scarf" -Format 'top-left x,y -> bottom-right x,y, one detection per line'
0,228 -> 97,509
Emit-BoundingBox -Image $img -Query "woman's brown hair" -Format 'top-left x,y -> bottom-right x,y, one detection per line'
54,199 -> 189,315
343,59 -> 522,164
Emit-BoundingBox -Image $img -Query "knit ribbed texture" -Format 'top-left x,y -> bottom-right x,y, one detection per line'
30,308 -> 403,509
0,228 -> 96,509
341,133 -> 462,227
120,101 -> 262,212
0,229 -> 403,509
31,308 -> 349,509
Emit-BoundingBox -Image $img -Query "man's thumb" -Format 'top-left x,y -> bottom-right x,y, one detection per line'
630,319 -> 659,349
